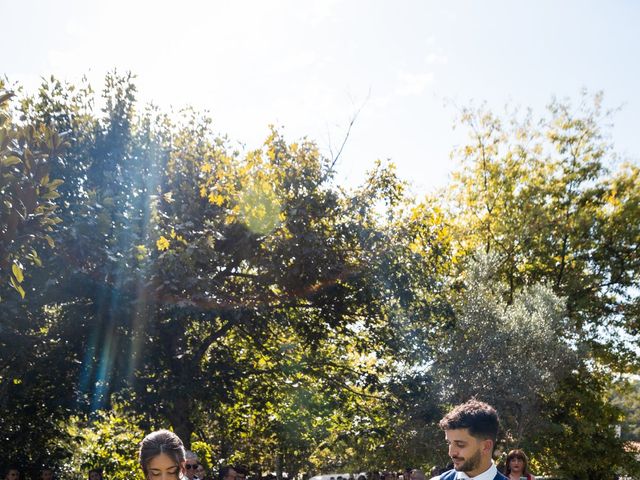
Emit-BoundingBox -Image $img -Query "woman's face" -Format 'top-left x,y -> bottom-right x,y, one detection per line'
6,470 -> 20,480
147,453 -> 183,480
509,456 -> 524,473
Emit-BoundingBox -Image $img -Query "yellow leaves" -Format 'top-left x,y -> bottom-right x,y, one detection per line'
9,275 -> 25,299
9,261 -> 25,299
408,241 -> 422,255
169,228 -> 186,244
409,203 -> 426,223
41,190 -> 60,200
27,249 -> 42,267
48,179 -> 64,190
516,128 -> 528,141
156,231 -> 186,251
606,187 -> 621,209
236,176 -> 282,235
135,245 -> 148,261
225,207 -> 238,225
155,230 -> 186,252
2,155 -> 22,167
156,236 -> 170,251
12,263 -> 23,283
244,149 -> 263,170
208,192 -> 225,206
201,162 -> 213,174
263,124 -> 278,147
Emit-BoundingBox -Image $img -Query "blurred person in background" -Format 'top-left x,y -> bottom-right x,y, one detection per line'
504,450 -> 535,480
184,452 -> 200,480
88,469 -> 103,480
4,467 -> 20,480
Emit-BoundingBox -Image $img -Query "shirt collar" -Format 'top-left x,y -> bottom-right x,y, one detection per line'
456,463 -> 497,480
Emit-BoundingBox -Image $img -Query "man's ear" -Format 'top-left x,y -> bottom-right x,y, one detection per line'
482,438 -> 494,454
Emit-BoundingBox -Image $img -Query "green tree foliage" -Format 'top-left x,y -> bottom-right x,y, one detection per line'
535,367 -> 640,480
0,85 -> 66,300
3,74 -> 639,480
1,301 -> 99,472
611,377 -> 640,441
432,253 -> 577,447
61,403 -> 146,480
438,94 -> 640,477
0,84 -> 76,475
2,74 -> 444,476
447,95 -> 640,367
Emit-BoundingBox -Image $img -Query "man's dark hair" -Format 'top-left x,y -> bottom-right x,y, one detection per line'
219,466 -> 235,480
438,399 -> 500,443
40,468 -> 54,478
234,466 -> 248,477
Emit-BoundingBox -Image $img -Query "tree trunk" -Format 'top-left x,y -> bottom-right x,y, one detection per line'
275,453 -> 283,480
168,395 -> 195,449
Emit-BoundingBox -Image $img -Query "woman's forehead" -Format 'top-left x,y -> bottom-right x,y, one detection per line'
148,452 -> 180,469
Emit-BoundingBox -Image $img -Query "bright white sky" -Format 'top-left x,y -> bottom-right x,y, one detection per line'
4,0 -> 640,195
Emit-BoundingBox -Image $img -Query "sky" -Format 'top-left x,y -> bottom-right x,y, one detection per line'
4,0 -> 640,195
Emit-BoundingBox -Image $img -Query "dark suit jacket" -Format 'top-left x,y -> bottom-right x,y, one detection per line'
439,469 -> 508,480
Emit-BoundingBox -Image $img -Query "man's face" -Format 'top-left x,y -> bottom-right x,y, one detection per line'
223,469 -> 237,480
41,470 -> 53,480
184,461 -> 199,480
235,473 -> 245,480
195,466 -> 205,479
445,428 -> 489,477
6,470 -> 20,480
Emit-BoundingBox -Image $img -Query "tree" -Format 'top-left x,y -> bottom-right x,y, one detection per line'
60,403 -> 146,480
431,254 -> 577,445
438,93 -> 640,477
132,127 -> 439,454
4,74 -> 448,475
447,95 -> 640,362
0,85 -> 66,300
0,83 -> 74,475
535,366 -> 640,480
611,377 -> 640,441
7,73 -> 638,479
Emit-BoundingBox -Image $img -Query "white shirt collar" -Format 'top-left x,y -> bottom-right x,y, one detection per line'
455,463 -> 497,480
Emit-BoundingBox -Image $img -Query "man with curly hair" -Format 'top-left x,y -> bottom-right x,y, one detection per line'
435,399 -> 507,480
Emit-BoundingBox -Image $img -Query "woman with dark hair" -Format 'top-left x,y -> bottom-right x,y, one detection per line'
138,430 -> 187,480
504,449 -> 535,480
